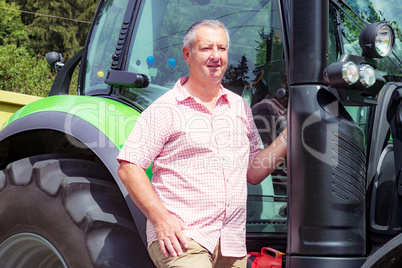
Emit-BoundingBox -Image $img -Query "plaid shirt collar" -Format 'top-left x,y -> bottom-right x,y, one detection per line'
174,76 -> 230,107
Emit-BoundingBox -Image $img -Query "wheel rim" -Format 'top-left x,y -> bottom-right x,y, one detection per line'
0,233 -> 67,268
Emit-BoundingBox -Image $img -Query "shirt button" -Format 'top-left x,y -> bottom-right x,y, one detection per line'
228,203 -> 231,207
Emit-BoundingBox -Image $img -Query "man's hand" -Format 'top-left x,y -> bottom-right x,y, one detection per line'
118,161 -> 191,258
154,214 -> 190,258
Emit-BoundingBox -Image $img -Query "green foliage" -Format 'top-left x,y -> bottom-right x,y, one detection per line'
0,0 -> 28,46
254,28 -> 268,67
0,0 -> 97,96
0,44 -> 54,96
223,55 -> 250,84
12,0 -> 99,59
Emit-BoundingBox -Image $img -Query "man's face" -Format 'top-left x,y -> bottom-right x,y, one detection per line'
183,26 -> 228,84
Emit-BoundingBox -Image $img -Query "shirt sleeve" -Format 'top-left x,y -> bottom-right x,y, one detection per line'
117,103 -> 171,169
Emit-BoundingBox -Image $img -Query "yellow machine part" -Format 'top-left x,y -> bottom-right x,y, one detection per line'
0,90 -> 42,129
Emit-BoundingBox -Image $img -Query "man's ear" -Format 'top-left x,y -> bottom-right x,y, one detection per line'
183,46 -> 191,64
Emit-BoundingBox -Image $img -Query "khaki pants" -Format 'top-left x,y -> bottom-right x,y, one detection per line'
148,238 -> 246,268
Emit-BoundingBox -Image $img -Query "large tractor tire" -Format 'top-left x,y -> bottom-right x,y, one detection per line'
0,154 -> 152,267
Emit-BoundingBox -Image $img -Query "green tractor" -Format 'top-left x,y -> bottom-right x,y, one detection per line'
0,0 -> 401,267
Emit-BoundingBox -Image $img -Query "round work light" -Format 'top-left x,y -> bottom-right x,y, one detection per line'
342,62 -> 359,84
323,61 -> 359,87
359,22 -> 395,58
359,65 -> 376,87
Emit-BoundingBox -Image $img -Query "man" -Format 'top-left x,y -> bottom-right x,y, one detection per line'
117,20 -> 287,268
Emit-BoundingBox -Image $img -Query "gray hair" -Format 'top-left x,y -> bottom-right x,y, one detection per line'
183,20 -> 230,51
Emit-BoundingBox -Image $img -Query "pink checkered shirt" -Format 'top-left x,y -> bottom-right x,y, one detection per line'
118,77 -> 261,257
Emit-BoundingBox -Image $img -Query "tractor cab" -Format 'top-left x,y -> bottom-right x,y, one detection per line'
51,0 -> 402,257
11,0 -> 401,267
71,0 -> 402,255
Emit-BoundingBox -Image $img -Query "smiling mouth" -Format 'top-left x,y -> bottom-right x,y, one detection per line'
208,64 -> 220,68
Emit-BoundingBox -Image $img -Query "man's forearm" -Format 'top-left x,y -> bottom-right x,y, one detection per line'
247,128 -> 287,185
117,161 -> 189,257
117,161 -> 170,225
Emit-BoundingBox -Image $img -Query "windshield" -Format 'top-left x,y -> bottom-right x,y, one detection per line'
340,0 -> 402,81
124,0 -> 285,108
83,0 -> 130,94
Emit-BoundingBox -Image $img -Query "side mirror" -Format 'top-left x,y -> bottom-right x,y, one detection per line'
105,70 -> 149,88
45,52 -> 65,71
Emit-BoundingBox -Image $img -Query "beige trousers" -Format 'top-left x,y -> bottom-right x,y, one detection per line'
148,238 -> 247,268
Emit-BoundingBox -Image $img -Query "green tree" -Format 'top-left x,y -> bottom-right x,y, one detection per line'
9,0 -> 99,59
0,0 -> 98,96
0,1 -> 55,96
0,0 -> 28,46
237,55 -> 250,81
254,28 -> 268,67
0,44 -> 54,96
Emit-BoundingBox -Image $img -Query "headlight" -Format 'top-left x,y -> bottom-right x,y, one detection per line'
359,22 -> 395,58
342,62 -> 359,84
359,65 -> 376,87
323,61 -> 359,87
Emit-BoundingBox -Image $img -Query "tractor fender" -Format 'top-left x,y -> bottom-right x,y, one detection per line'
0,96 -> 148,246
